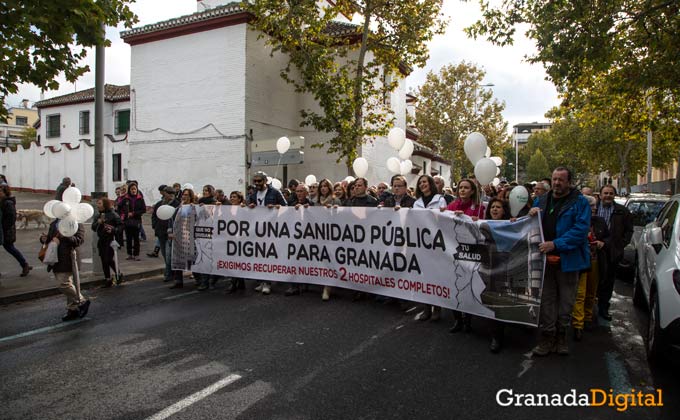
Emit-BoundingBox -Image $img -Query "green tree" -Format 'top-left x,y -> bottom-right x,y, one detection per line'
245,0 -> 446,167
525,148 -> 550,182
465,0 -> 680,94
413,62 -> 507,181
0,0 -> 138,119
20,126 -> 37,148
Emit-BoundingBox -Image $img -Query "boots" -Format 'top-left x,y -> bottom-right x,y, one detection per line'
20,264 -> 33,277
322,286 -> 331,301
556,328 -> 569,355
147,246 -> 160,258
532,334 -> 556,356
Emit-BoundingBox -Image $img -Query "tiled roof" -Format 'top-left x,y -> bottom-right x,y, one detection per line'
119,2 -> 360,40
34,85 -> 130,108
120,2 -> 246,39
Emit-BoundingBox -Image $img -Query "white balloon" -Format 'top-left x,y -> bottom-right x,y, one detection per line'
474,158 -> 496,185
52,201 -> 72,219
75,203 -> 94,223
387,127 -> 406,151
386,157 -> 401,174
344,176 -> 355,183
43,200 -> 60,218
464,132 -> 487,165
353,157 -> 369,177
484,146 -> 491,158
58,215 -> 79,237
398,139 -> 414,160
400,159 -> 413,175
496,167 -> 501,176
62,187 -> 82,205
182,183 -> 194,191
492,177 -> 501,187
157,205 -> 176,221
490,156 -> 503,166
305,174 -> 317,186
276,136 -> 291,154
271,178 -> 282,190
266,176 -> 272,184
509,186 -> 530,217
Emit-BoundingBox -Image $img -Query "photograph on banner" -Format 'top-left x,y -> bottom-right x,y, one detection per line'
173,205 -> 545,326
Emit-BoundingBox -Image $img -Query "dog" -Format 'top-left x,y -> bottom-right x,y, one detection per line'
16,209 -> 52,229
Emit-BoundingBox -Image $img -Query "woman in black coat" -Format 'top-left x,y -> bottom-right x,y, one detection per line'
0,185 -> 32,276
93,198 -> 122,287
117,183 -> 146,260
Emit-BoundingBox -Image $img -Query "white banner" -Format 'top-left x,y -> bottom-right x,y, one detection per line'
171,205 -> 545,326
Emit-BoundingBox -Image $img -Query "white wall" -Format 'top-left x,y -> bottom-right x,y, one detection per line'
128,24 -> 248,202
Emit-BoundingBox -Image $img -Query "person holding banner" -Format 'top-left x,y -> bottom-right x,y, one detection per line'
381,175 -> 415,209
333,183 -> 347,203
318,179 -> 342,208
447,179 -> 485,333
168,188 -> 198,289
154,186 -> 180,283
345,177 -> 377,301
224,191 -> 246,294
246,171 -> 287,295
285,184 -> 315,296
413,175 -> 447,322
531,167 -> 590,356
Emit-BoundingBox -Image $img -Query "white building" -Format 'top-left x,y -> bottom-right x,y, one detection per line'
1,0 -> 449,199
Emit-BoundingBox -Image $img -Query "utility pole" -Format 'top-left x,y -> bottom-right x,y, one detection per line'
91,20 -> 106,277
646,94 -> 653,193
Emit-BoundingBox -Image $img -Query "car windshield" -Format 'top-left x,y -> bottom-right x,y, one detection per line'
627,200 -> 667,226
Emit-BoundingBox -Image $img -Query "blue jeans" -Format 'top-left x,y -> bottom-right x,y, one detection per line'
3,243 -> 28,268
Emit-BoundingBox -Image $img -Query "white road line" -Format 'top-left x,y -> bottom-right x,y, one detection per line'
162,291 -> 200,301
0,318 -> 89,344
145,374 -> 242,420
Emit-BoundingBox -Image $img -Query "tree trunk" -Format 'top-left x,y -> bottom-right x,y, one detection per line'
675,148 -> 680,194
349,3 -> 373,168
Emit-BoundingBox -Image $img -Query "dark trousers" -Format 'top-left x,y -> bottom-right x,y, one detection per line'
159,236 -> 170,281
98,243 -> 117,279
539,265 -> 580,335
596,257 -> 616,312
125,225 -> 140,256
3,243 -> 28,268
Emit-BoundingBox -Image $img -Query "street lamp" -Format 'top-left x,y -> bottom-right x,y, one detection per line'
514,125 -> 519,182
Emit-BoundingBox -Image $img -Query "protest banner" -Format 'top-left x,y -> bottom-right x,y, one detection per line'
171,205 -> 545,326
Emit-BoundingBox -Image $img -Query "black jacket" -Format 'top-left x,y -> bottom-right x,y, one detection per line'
247,186 -> 287,207
603,202 -> 634,262
345,195 -> 378,207
92,208 -> 122,248
382,194 -> 415,208
43,220 -> 85,273
0,196 -> 17,244
152,198 -> 180,238
117,194 -> 146,224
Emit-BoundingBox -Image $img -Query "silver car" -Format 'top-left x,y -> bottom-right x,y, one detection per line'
633,194 -> 680,363
618,194 -> 669,281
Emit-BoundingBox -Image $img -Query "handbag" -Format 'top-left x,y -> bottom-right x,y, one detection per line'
38,243 -> 48,262
124,217 -> 141,229
42,242 -> 59,264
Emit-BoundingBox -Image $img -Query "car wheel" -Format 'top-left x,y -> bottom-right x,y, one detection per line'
632,263 -> 646,309
646,290 -> 665,364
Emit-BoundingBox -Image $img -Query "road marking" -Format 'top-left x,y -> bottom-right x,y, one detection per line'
145,374 -> 242,420
0,318 -> 89,344
604,351 -> 632,394
162,291 -> 199,301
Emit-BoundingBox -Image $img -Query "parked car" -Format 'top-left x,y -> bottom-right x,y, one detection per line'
618,193 -> 669,281
633,194 -> 680,363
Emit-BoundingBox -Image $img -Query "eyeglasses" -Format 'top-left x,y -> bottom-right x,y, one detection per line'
253,179 -> 264,184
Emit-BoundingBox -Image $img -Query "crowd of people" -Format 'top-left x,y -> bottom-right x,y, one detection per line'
0,168 -> 634,357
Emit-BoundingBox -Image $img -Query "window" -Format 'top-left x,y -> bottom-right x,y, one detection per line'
15,116 -> 28,126
112,153 -> 122,182
46,114 -> 60,138
115,109 -> 130,134
661,202 -> 678,246
79,111 -> 90,135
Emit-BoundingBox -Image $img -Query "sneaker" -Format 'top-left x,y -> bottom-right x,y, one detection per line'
532,335 -> 556,357
62,310 -> 80,322
77,299 -> 91,318
431,306 -> 441,322
573,328 -> 583,342
262,283 -> 271,295
254,283 -> 264,292
322,286 -> 330,301
284,286 -> 300,296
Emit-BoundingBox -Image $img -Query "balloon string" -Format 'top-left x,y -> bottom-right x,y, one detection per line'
273,154 -> 283,182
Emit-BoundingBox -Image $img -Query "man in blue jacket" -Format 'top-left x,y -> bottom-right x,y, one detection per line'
532,167 -> 591,356
246,171 -> 287,295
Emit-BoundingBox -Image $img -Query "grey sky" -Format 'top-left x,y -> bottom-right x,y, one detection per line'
7,0 -> 558,133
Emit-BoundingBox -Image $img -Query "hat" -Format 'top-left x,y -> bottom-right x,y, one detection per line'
163,186 -> 175,194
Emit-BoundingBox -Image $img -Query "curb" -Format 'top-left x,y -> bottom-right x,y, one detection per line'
0,268 -> 165,306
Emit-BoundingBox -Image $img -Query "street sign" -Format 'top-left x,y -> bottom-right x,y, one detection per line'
252,136 -> 305,153
252,149 -> 304,166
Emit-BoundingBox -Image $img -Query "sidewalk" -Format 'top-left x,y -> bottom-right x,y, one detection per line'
0,192 -> 165,305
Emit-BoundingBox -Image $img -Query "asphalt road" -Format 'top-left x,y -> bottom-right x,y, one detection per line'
1,277 -> 678,420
